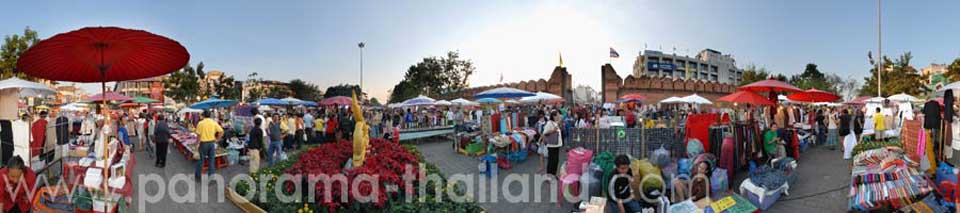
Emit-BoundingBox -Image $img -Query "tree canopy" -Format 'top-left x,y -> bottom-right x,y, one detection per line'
163,63 -> 201,104
324,84 -> 361,98
739,65 -> 769,86
288,79 -> 323,101
388,51 -> 474,103
789,63 -> 836,93
0,27 -> 39,80
859,51 -> 923,97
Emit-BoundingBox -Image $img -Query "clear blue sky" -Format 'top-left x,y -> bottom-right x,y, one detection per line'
2,0 -> 958,101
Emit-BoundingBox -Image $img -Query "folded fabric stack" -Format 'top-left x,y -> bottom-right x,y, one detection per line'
848,166 -> 934,211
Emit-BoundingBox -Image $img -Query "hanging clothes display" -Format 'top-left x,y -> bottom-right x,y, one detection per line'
0,120 -> 12,165
12,119 -> 30,163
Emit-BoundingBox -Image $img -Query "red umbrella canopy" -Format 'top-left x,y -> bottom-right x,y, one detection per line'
786,89 -> 840,103
85,91 -> 133,102
321,96 -> 353,106
17,26 -> 189,82
619,93 -> 647,102
118,102 -> 140,108
739,79 -> 802,93
717,91 -> 775,106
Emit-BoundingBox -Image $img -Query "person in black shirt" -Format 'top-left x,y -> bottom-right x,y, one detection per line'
854,109 -> 865,142
923,99 -> 942,159
815,109 -> 826,146
839,109 -> 852,152
154,115 -> 171,168
246,118 -> 264,173
609,155 -> 642,213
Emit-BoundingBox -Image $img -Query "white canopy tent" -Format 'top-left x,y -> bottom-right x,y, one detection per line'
886,93 -> 920,102
682,94 -> 713,105
660,96 -> 685,104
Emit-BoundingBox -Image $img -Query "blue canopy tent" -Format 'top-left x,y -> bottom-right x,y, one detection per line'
190,97 -> 238,110
256,98 -> 289,106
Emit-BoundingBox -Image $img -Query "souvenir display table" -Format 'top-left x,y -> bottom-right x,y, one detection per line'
52,137 -> 135,213
848,146 -> 934,211
171,128 -> 229,170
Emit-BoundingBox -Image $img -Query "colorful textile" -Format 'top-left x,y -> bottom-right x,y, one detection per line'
686,113 -> 718,152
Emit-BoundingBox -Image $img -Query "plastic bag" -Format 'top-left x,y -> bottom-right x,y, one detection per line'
711,168 -> 729,196
651,145 -> 671,168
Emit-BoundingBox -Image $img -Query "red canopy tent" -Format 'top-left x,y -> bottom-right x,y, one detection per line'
321,96 -> 353,106
739,79 -> 803,93
17,26 -> 188,193
717,90 -> 775,106
618,93 -> 647,102
786,89 -> 841,103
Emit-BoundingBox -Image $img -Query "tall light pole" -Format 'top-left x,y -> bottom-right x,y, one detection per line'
877,0 -> 882,97
359,42 -> 365,93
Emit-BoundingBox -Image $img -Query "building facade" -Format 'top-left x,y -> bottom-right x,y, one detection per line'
114,76 -> 166,98
922,63 -> 948,84
242,80 -> 292,101
632,49 -> 743,85
56,84 -> 88,104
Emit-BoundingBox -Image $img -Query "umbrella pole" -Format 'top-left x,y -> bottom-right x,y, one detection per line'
98,44 -> 111,193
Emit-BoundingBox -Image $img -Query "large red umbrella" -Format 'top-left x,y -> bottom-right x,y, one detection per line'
618,93 -> 647,102
739,79 -> 803,93
17,26 -> 187,191
786,89 -> 840,103
717,90 -> 775,106
321,96 -> 353,106
85,91 -> 133,102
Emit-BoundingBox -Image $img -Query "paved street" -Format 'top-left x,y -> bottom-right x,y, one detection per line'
129,137 -> 851,212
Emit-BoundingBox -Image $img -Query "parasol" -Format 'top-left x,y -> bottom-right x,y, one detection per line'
191,97 -> 238,109
451,98 -> 478,106
886,93 -> 920,102
717,91 -> 775,106
505,99 -> 520,104
85,91 -> 133,102
739,79 -> 802,93
177,107 -> 203,114
118,103 -> 140,108
320,96 -> 352,106
281,97 -> 304,105
0,77 -> 57,97
256,98 -> 289,106
17,26 -> 188,192
401,95 -> 436,106
785,89 -> 840,103
299,101 -> 319,107
617,93 -> 646,103
434,100 -> 452,106
130,95 -> 159,104
474,87 -> 535,99
520,92 -> 563,104
659,96 -> 685,104
476,98 -> 502,104
682,94 -> 713,105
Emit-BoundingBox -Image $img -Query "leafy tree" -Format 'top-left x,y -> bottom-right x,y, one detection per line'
738,65 -> 769,86
324,84 -> 361,98
266,87 -> 292,98
215,75 -> 242,100
288,79 -> 323,101
0,27 -> 40,80
859,51 -> 923,97
946,58 -> 960,82
388,51 -> 475,103
245,72 -> 267,101
368,98 -> 382,106
163,63 -> 201,104
388,80 -> 419,103
772,74 -> 788,82
788,63 -> 835,93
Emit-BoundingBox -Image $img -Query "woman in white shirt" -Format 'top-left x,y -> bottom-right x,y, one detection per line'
827,109 -> 839,150
543,112 -> 563,176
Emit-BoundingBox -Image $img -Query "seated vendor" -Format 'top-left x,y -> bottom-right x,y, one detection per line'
0,156 -> 37,213
764,123 -> 786,160
690,161 -> 711,201
610,155 -> 643,213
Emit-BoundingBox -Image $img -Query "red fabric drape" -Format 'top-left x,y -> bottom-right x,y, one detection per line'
685,113 -> 718,152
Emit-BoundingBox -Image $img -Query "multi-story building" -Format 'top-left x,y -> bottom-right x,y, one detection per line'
631,49 -> 743,85
114,76 -> 166,99
56,84 -> 88,104
242,80 -> 292,101
922,63 -> 948,84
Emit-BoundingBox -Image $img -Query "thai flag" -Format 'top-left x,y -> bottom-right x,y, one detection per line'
609,47 -> 620,58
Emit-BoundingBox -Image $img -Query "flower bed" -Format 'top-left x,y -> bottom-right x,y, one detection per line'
235,139 -> 482,212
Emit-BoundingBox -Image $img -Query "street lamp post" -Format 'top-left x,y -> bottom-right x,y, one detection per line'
359,42 -> 365,92
877,0 -> 882,97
